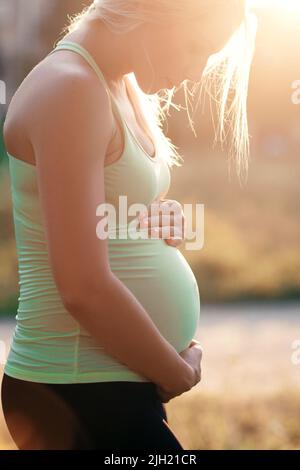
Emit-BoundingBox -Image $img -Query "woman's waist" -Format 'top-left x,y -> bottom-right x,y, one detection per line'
7,328 -> 135,369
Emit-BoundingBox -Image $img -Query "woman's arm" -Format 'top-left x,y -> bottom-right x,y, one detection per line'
27,64 -> 195,394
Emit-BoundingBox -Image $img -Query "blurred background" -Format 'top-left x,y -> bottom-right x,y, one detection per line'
0,0 -> 299,450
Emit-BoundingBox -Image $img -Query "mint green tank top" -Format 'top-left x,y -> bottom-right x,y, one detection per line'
4,40 -> 200,384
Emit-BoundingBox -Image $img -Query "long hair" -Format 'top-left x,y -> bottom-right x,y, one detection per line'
59,0 -> 257,185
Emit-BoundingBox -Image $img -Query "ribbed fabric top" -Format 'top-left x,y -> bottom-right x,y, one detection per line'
4,40 -> 200,385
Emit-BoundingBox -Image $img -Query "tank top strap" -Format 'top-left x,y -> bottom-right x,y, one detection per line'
48,40 -> 125,128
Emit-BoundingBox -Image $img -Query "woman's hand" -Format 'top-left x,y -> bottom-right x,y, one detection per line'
155,339 -> 203,404
138,198 -> 186,247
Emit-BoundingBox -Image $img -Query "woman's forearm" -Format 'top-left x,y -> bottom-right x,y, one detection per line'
63,272 -> 195,393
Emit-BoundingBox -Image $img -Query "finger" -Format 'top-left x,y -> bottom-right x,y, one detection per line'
138,212 -> 185,239
139,213 -> 175,228
155,387 -> 170,403
165,225 -> 184,239
142,198 -> 183,219
144,213 -> 176,228
139,225 -> 164,239
150,226 -> 184,240
148,200 -> 184,221
189,339 -> 201,347
158,199 -> 182,210
165,236 -> 183,247
165,238 -> 182,248
147,213 -> 185,229
159,393 -> 171,404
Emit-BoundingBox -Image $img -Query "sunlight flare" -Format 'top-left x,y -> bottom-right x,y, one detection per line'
249,0 -> 300,10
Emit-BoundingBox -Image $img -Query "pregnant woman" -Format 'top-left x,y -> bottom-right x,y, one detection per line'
1,0 -> 256,450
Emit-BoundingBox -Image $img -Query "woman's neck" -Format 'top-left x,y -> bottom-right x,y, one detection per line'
62,19 -> 134,86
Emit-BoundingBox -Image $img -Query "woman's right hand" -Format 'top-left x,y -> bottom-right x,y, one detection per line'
155,339 -> 203,403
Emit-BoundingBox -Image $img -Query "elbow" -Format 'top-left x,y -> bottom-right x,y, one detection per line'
59,272 -> 113,316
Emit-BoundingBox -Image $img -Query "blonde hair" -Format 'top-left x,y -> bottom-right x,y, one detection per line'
60,0 -> 257,186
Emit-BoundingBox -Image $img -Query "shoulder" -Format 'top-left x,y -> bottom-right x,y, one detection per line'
5,52 -> 114,153
10,52 -> 112,129
31,53 -> 113,122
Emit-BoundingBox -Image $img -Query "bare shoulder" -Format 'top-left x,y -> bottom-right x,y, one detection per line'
4,53 -> 114,161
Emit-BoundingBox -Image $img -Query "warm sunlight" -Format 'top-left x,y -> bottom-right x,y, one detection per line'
1,0 -> 300,454
250,0 -> 300,10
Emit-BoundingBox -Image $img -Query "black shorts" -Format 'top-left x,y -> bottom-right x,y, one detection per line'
1,372 -> 184,450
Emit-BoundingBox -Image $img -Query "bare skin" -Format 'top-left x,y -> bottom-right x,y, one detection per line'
4,7 -> 243,166
3,6 -> 243,400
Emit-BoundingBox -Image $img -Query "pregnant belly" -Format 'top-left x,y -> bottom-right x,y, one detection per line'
108,236 -> 200,353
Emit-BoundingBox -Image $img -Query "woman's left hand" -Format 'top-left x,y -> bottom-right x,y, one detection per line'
138,198 -> 185,248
